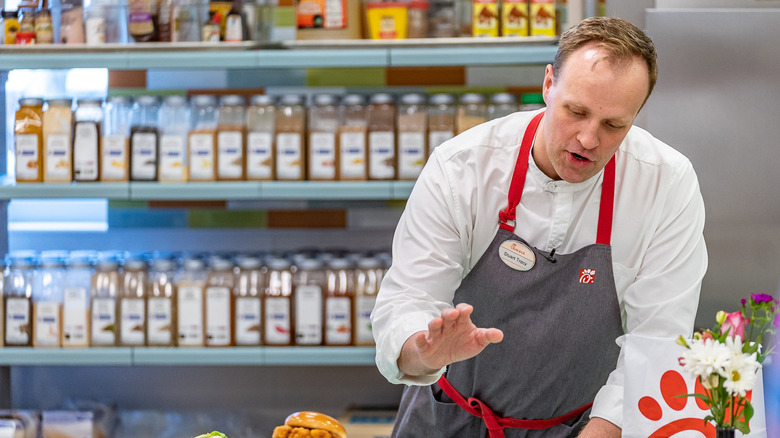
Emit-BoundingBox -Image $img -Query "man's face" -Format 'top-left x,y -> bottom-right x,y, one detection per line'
535,44 -> 650,183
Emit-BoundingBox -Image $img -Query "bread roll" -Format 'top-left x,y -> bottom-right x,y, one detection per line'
284,411 -> 346,438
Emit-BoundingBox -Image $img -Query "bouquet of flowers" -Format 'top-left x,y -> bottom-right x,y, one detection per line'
677,293 -> 779,434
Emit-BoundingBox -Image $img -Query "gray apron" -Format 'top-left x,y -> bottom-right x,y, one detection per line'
392,112 -> 623,438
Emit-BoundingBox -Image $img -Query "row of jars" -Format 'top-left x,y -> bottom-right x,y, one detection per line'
14,92 -> 545,184
0,249 -> 389,348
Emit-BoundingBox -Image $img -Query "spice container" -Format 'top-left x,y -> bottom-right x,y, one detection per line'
130,96 -> 160,181
293,258 -> 325,346
4,255 -> 36,347
90,254 -> 121,347
34,7 -> 54,44
60,0 -> 86,44
263,257 -> 293,346
530,0 -> 555,37
246,94 -> 275,181
84,0 -> 108,44
235,255 -> 264,346
365,2 -> 407,39
128,0 -> 157,41
205,255 -> 235,347
176,256 -> 207,346
171,0 -> 202,42
428,0 -> 456,37
473,0 -> 499,37
3,10 -> 19,44
338,94 -> 368,181
216,95 -> 247,181
275,94 -> 306,181
119,255 -> 147,346
188,95 -> 218,181
73,98 -> 103,182
43,98 -> 74,183
489,92 -> 518,120
15,97 -> 44,183
102,96 -> 132,182
502,0 -> 529,36
397,93 -> 427,180
367,93 -> 396,180
147,255 -> 177,346
456,93 -> 488,134
158,95 -> 189,182
62,252 -> 93,347
308,94 -> 340,181
427,93 -> 455,155
324,257 -> 354,346
407,1 -> 429,38
17,7 -> 35,43
33,253 -> 66,347
354,256 -> 382,346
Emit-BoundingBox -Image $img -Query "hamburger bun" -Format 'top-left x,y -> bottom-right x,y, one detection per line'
284,411 -> 347,438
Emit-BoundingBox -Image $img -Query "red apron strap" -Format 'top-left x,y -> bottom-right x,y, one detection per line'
596,156 -> 616,245
499,111 -> 545,232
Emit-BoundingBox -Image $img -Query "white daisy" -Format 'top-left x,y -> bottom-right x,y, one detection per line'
722,351 -> 761,397
680,338 -> 731,378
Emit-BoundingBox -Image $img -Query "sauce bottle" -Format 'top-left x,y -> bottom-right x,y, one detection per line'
235,255 -> 264,346
147,254 -> 177,346
102,96 -> 132,182
275,94 -> 306,181
367,93 -> 396,181
62,251 -> 93,347
14,97 -> 44,183
90,254 -> 120,346
263,257 -> 293,346
397,93 -> 427,181
157,0 -> 173,41
3,10 -> 19,45
130,95 -> 160,181
308,94 -> 340,181
73,98 -> 103,182
158,95 -> 189,182
175,255 -> 206,346
456,93 -> 488,135
224,0 -> 248,42
171,0 -> 202,42
205,255 -> 235,347
43,98 -> 74,183
427,93 -> 456,156
246,94 -> 276,181
119,255 -> 147,346
216,95 -> 247,181
324,257 -> 354,346
354,256 -> 382,346
293,258 -> 325,346
338,94 -> 368,181
34,6 -> 54,44
33,253 -> 66,347
16,7 -> 35,44
472,0 -> 499,37
188,95 -> 218,182
4,255 -> 36,347
60,0 -> 86,44
488,92 -> 518,120
128,0 -> 157,42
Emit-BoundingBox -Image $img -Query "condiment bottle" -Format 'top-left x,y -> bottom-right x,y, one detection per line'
60,0 -> 86,44
128,0 -> 157,42
175,255 -> 206,346
397,93 -> 428,180
263,257 -> 293,346
158,95 -> 189,182
472,0 -> 499,37
62,252 -> 93,347
188,95 -> 218,182
235,255 -> 264,346
246,94 -> 276,181
308,94 -> 340,181
367,93 -> 396,181
171,0 -> 202,42
216,95 -> 247,181
428,0 -> 456,38
205,255 -> 235,347
338,94 -> 368,181
14,97 -> 44,183
90,254 -> 121,347
427,93 -> 456,156
3,10 -> 19,45
119,255 -> 148,346
407,0 -> 429,38
73,98 -> 103,182
224,0 -> 248,42
17,7 -> 35,44
354,256 -> 382,346
4,255 -> 36,347
33,253 -> 65,347
84,0 -> 108,44
43,98 -> 74,183
293,258 -> 325,346
501,0 -> 530,36
324,257 -> 354,346
102,96 -> 132,182
275,94 -> 306,181
130,96 -> 160,181
488,92 -> 518,120
147,254 -> 177,347
456,93 -> 488,134
157,0 -> 174,41
34,6 -> 54,44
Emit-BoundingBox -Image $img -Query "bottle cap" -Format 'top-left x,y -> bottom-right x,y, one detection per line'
46,98 -> 73,108
163,95 -> 188,106
250,94 -> 275,106
135,95 -> 159,106
192,95 -> 218,107
401,93 -> 427,105
313,94 -> 338,106
342,94 -> 365,106
220,95 -> 246,106
279,94 -> 304,106
18,97 -> 44,106
460,93 -> 485,105
429,93 -> 455,106
491,92 -> 517,105
298,258 -> 324,270
370,93 -> 395,105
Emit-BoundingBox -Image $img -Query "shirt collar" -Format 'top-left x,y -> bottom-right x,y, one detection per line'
527,146 -> 604,193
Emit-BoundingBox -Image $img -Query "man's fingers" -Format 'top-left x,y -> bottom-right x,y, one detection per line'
478,328 -> 504,346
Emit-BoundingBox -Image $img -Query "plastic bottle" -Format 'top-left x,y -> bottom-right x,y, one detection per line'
224,0 -> 248,42
33,253 -> 66,347
234,255 -> 264,345
119,255 -> 147,346
246,94 -> 276,181
84,0 -> 108,44
15,97 -> 44,183
130,96 -> 160,181
90,254 -> 121,347
367,93 -> 396,181
324,257 -> 354,346
293,258 -> 325,346
397,93 -> 427,180
42,98 -> 74,183
205,255 -> 235,347
73,98 -> 103,182
175,255 -> 206,346
188,95 -> 218,181
354,256 -> 382,346
263,257 -> 293,346
4,255 -> 36,347
427,93 -> 456,156
308,94 -> 340,181
456,93 -> 488,135
158,95 -> 189,182
147,254 -> 177,346
338,94 -> 368,181
275,94 -> 306,181
489,92 -> 518,120
60,0 -> 86,44
216,95 -> 247,181
102,96 -> 132,182
62,252 -> 93,347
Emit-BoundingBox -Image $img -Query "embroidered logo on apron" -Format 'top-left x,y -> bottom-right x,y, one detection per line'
498,240 -> 536,271
579,269 -> 595,284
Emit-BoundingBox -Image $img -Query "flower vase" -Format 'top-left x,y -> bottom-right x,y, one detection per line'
716,428 -> 736,438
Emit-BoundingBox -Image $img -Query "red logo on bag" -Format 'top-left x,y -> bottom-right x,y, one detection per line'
579,269 -> 595,284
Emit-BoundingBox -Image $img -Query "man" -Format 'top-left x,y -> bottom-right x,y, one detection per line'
372,17 -> 708,437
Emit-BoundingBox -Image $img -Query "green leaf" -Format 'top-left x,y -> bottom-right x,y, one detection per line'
743,401 -> 754,423
675,393 -> 712,404
735,422 -> 750,434
193,432 -> 228,438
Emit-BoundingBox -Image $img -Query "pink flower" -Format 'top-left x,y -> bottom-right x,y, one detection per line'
751,293 -> 775,304
721,311 -> 747,340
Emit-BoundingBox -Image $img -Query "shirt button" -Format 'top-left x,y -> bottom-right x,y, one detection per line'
546,182 -> 557,190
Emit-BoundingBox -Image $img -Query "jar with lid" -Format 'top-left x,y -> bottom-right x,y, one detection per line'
325,257 -> 354,346
275,94 -> 306,181
17,7 -> 35,44
84,0 -> 108,44
157,95 -> 189,182
235,255 -> 264,345
367,93 -> 396,181
338,94 -> 368,181
171,0 -> 202,42
246,94 -> 275,181
62,251 -> 94,347
34,7 -> 54,44
15,97 -> 44,183
407,0 -> 429,38
308,94 -> 340,181
147,254 -> 177,346
427,93 -> 455,156
519,93 -> 546,111
102,96 -> 132,182
73,98 -> 104,182
33,252 -> 66,347
4,255 -> 36,347
489,92 -> 518,120
457,93 -> 488,135
216,95 -> 247,181
205,255 -> 235,347
397,93 -> 427,180
354,256 -> 382,346
428,0 -> 456,37
43,98 -> 73,183
293,258 -> 326,346
175,255 -> 207,346
60,0 -> 86,44
3,10 -> 20,45
263,257 -> 293,346
130,95 -> 160,181
502,0 -> 529,36
119,255 -> 148,346
188,95 -> 218,182
90,253 -> 121,347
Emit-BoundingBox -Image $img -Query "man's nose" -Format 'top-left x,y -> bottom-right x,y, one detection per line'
576,120 -> 600,150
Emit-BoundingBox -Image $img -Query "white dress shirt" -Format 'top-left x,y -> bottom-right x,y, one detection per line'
372,110 -> 708,427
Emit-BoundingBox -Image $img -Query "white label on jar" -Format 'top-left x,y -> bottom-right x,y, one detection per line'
74,122 -> 99,180
45,134 -> 71,179
34,302 -> 61,346
206,287 -> 231,346
15,134 -> 40,180
264,297 -> 291,345
429,130 -> 454,155
102,135 -> 128,180
326,297 -> 352,344
247,132 -> 273,179
295,285 -> 323,345
309,132 -> 336,180
368,131 -> 395,179
120,298 -> 145,345
276,132 -> 302,180
235,297 -> 261,345
356,295 -> 376,344
398,132 -> 426,179
217,131 -> 244,179
225,14 -> 243,42
131,132 -> 157,180
6,298 -> 31,344
63,287 -> 88,346
178,285 -> 204,346
339,131 -> 367,179
147,297 -> 172,345
159,135 -> 186,181
91,297 -> 116,345
85,16 -> 106,44
189,133 -> 215,180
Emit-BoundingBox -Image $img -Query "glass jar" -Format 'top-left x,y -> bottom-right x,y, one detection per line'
91,254 -> 121,347
235,255 -> 264,346
354,256 -> 382,346
427,93 -> 455,156
119,255 -> 148,346
246,94 -> 276,181
4,255 -> 36,347
338,94 -> 368,181
62,252 -> 94,347
171,0 -> 202,42
308,94 -> 340,181
188,95 -> 218,181
216,95 -> 247,181
263,257 -> 293,346
147,254 -> 177,347
102,96 -> 132,182
130,95 -> 160,181
275,94 -> 306,181
367,93 -> 396,181
175,255 -> 207,346
34,8 -> 54,44
33,253 -> 66,347
428,0 -> 456,37
84,0 -> 108,44
325,257 -> 355,346
42,98 -> 73,183
205,255 -> 235,347
15,97 -> 44,183
293,258 -> 326,346
489,92 -> 518,120
397,93 -> 427,180
3,10 -> 20,45
73,98 -> 104,182
158,95 -> 189,182
407,0 -> 429,38
457,93 -> 488,135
